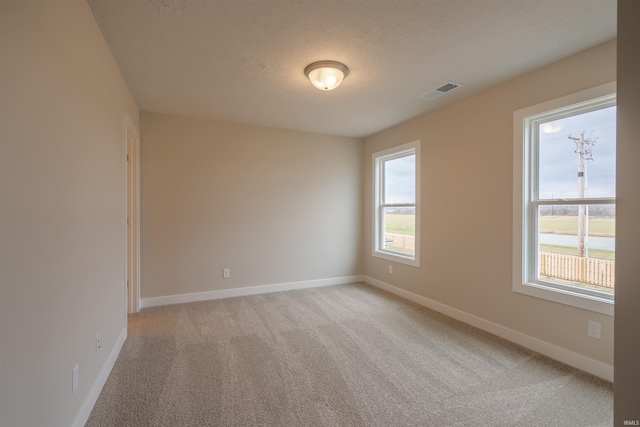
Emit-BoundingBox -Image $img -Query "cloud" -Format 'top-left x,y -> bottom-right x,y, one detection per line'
541,121 -> 563,134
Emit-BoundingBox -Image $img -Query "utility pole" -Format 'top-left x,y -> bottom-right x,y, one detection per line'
568,131 -> 596,258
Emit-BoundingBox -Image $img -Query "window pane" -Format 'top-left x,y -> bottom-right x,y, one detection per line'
384,154 -> 415,204
538,204 -> 615,293
538,106 -> 616,199
383,206 -> 415,256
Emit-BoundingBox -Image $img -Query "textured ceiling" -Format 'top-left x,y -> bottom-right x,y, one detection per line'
88,0 -> 616,138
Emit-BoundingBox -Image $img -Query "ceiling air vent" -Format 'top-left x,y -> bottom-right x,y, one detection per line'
420,82 -> 462,100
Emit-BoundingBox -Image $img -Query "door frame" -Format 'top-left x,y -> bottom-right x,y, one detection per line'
124,112 -> 141,314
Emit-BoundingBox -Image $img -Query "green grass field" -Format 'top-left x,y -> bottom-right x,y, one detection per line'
539,244 -> 615,261
384,214 -> 415,235
539,216 -> 615,237
386,214 -> 616,263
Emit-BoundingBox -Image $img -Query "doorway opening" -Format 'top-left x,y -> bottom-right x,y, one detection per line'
125,113 -> 140,314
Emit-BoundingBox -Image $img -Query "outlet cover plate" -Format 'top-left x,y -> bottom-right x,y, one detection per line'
588,320 -> 602,339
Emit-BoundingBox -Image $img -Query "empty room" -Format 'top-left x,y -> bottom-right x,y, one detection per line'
1,1 -> 639,426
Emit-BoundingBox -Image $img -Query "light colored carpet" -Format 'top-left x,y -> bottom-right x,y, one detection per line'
86,283 -> 612,426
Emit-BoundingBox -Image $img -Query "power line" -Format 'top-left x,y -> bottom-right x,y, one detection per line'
568,131 -> 597,258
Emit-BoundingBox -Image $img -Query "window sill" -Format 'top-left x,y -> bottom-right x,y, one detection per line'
373,250 -> 420,267
513,280 -> 614,316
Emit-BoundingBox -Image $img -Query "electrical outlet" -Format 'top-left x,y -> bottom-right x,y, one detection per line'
223,268 -> 230,278
588,320 -> 601,339
72,364 -> 79,393
388,265 -> 393,274
96,334 -> 101,355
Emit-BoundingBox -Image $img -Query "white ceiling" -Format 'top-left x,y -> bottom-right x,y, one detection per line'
88,0 -> 616,138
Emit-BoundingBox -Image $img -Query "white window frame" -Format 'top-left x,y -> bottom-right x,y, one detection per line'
513,82 -> 615,316
372,140 -> 421,267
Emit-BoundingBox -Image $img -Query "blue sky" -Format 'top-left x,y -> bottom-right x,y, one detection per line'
384,155 -> 415,204
539,106 -> 616,199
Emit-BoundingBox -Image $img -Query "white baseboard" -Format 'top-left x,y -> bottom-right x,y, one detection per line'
73,327 -> 127,427
362,276 -> 613,382
140,275 -> 364,308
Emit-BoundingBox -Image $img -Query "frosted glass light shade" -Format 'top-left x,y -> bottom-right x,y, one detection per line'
304,61 -> 349,91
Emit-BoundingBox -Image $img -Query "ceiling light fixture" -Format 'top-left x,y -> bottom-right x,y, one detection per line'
304,61 -> 349,91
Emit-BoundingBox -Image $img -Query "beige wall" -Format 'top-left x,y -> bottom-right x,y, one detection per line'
0,1 -> 628,425
363,40 -> 616,366
614,0 -> 640,422
0,1 -> 139,426
140,113 -> 362,299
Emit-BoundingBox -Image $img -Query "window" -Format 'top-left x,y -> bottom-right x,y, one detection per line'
373,140 -> 420,267
513,82 -> 615,315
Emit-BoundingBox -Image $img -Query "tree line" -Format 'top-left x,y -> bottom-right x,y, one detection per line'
539,204 -> 615,217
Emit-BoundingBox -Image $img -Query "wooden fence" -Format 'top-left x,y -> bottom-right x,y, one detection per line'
539,252 -> 615,289
383,236 -> 615,289
385,233 -> 415,252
